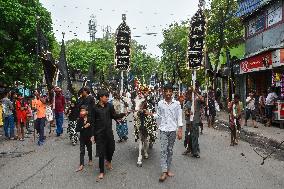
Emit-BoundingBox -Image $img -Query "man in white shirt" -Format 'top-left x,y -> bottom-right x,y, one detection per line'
265,87 -> 278,127
245,91 -> 257,128
152,84 -> 183,182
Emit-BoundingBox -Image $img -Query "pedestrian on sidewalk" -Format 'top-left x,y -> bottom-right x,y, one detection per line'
258,90 -> 266,124
265,86 -> 278,127
91,89 -> 126,181
15,93 -> 28,140
2,91 -> 15,139
75,105 -> 93,172
154,84 -> 183,182
34,92 -> 47,146
54,87 -> 65,137
245,90 -> 258,128
228,95 -> 242,146
26,99 -> 33,134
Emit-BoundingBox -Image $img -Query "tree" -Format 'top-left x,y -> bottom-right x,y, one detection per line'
130,40 -> 160,83
66,38 -> 115,83
0,0 -> 56,87
159,21 -> 206,86
206,0 -> 244,88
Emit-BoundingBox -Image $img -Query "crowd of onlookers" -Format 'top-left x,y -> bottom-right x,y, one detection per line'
0,90 -> 33,141
0,86 -> 65,145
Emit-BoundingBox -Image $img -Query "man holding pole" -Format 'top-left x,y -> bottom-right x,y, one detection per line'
190,84 -> 204,158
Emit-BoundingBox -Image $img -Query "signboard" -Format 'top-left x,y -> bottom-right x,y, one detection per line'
187,9 -> 206,68
115,15 -> 131,70
272,49 -> 284,67
240,51 -> 272,74
237,0 -> 272,17
267,1 -> 282,27
273,101 -> 284,120
240,49 -> 284,74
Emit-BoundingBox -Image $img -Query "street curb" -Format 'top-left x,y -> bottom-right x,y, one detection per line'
215,119 -> 284,151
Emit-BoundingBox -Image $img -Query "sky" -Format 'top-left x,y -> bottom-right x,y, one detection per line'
40,0 -> 201,57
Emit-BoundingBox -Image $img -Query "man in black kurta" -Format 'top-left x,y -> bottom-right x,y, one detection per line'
91,89 -> 126,180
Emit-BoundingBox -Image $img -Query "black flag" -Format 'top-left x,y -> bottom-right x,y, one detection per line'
58,38 -> 73,94
115,14 -> 131,70
187,6 -> 206,68
37,27 -> 56,89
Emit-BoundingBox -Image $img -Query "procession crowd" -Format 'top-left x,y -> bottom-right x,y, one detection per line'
0,82 -> 280,182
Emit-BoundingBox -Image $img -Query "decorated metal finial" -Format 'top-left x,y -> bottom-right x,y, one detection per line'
198,0 -> 205,9
122,14 -> 126,22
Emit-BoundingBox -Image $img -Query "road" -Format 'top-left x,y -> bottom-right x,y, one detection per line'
0,115 -> 284,189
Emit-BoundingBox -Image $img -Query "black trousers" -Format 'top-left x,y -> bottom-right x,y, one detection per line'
190,123 -> 200,156
184,123 -> 192,151
98,151 -> 113,173
79,138 -> 92,166
98,143 -> 114,173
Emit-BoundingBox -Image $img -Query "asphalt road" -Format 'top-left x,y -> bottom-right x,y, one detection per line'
0,115 -> 284,189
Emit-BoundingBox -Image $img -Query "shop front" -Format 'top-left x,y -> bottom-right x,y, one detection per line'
239,49 -> 284,126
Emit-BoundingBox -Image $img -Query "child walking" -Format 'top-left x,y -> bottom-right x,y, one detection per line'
75,106 -> 93,172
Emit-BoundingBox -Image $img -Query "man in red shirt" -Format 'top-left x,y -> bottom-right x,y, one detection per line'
54,87 -> 65,136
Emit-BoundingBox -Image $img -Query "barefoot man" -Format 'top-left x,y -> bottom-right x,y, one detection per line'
153,84 -> 183,182
91,89 -> 126,180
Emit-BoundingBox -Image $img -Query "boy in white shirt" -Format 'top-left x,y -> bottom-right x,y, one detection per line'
245,91 -> 257,128
151,84 -> 183,182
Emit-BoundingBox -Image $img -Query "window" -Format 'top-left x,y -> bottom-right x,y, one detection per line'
248,19 -> 256,36
247,15 -> 265,36
256,15 -> 266,32
246,0 -> 283,38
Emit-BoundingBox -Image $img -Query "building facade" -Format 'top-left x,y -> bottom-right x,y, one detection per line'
236,0 -> 284,103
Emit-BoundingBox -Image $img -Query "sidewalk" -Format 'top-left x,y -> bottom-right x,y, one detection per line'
215,111 -> 284,145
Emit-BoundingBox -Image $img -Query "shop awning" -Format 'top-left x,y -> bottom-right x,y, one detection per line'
239,49 -> 284,74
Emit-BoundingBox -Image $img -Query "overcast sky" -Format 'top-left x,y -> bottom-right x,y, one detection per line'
40,0 -> 201,57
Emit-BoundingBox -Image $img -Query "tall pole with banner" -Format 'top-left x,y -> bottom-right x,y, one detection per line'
115,14 -> 131,95
187,0 -> 206,121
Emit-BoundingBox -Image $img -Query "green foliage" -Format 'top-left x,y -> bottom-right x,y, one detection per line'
206,0 -> 244,71
65,38 -> 115,81
159,21 -> 196,85
130,40 -> 160,83
0,0 -> 56,87
65,37 -> 160,84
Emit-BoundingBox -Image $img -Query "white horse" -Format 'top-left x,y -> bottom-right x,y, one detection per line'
133,97 -> 151,167
137,126 -> 150,167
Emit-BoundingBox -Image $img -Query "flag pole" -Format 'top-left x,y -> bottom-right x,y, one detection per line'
190,69 -> 196,122
120,70 -> 124,96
